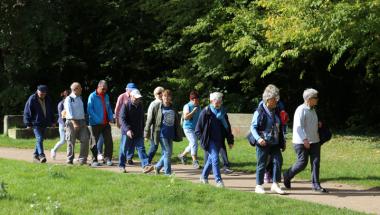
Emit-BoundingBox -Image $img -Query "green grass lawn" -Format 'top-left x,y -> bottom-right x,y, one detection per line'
0,159 -> 363,215
1,133 -> 380,188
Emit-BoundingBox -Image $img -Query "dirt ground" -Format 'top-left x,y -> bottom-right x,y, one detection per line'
1,147 -> 379,214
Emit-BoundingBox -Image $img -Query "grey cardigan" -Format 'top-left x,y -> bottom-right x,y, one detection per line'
144,102 -> 183,144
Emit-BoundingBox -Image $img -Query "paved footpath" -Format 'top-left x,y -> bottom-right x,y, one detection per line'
1,147 -> 379,215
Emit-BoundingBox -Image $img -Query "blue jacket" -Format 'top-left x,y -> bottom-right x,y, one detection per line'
250,102 -> 285,149
87,91 -> 114,126
195,105 -> 234,150
23,93 -> 54,127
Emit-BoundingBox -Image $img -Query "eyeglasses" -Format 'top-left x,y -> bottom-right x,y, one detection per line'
311,96 -> 319,99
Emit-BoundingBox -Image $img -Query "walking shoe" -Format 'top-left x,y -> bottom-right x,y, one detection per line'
66,160 -> 73,165
312,187 -> 329,193
255,185 -> 266,194
223,167 -> 234,174
200,176 -> 209,184
106,160 -> 113,166
192,160 -> 200,169
216,181 -> 225,188
154,165 -> 160,175
143,165 -> 154,174
271,183 -> 286,195
33,155 -> 40,163
78,160 -> 87,166
177,154 -> 186,165
283,172 -> 291,189
119,167 -> 127,173
127,159 -> 134,165
97,154 -> 104,162
39,156 -> 47,163
50,149 -> 56,160
91,161 -> 99,167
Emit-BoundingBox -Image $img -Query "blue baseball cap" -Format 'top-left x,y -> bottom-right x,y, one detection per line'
37,85 -> 48,93
126,82 -> 137,90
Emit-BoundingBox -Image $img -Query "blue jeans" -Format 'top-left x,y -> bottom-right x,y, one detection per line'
33,126 -> 46,157
147,138 -> 159,164
119,137 -> 148,168
201,142 -> 222,183
204,146 -> 230,168
183,128 -> 198,156
126,135 -> 136,160
52,123 -> 65,152
155,138 -> 173,175
256,144 -> 283,185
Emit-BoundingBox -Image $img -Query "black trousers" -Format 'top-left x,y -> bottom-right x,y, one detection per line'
89,124 -> 113,162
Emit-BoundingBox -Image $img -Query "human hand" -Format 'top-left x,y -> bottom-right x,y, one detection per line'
258,138 -> 266,147
127,130 -> 134,139
303,139 -> 310,149
228,144 -> 233,149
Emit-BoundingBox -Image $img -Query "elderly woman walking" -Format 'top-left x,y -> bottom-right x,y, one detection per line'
251,84 -> 286,194
196,92 -> 234,188
283,88 -> 328,193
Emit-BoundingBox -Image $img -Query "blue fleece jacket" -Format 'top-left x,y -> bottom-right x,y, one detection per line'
87,90 -> 114,126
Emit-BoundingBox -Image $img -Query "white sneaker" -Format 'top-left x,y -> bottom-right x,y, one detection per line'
216,181 -> 224,188
50,149 -> 56,160
91,161 -> 99,167
200,176 -> 209,184
255,185 -> 266,194
97,154 -> 104,162
271,183 -> 286,195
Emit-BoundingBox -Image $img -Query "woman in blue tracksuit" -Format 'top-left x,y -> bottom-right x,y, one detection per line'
251,84 -> 286,195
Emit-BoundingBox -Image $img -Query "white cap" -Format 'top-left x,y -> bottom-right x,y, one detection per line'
130,89 -> 142,98
210,92 -> 223,101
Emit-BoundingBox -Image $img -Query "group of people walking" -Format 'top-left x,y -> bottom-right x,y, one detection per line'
23,81 -> 326,193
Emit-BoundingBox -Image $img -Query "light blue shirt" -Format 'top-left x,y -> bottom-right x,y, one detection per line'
292,103 -> 320,144
182,102 -> 201,130
64,93 -> 85,120
250,104 -> 280,145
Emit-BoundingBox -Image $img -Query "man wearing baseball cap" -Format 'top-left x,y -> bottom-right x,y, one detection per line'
23,85 -> 55,163
114,82 -> 138,165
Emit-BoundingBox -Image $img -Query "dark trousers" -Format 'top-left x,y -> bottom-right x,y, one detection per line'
256,144 -> 283,185
89,124 -> 113,162
285,143 -> 321,188
147,138 -> 159,164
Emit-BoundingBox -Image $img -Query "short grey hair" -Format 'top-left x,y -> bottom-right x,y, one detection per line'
210,92 -> 223,101
262,84 -> 280,102
98,80 -> 107,87
303,88 -> 318,101
153,86 -> 164,95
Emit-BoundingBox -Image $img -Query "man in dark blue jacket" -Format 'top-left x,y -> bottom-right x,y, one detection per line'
23,85 -> 55,163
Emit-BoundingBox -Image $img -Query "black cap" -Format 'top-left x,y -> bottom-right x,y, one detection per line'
37,85 -> 48,93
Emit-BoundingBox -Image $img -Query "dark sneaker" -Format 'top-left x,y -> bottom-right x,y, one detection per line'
177,154 -> 186,164
127,159 -> 134,165
39,156 -> 47,163
67,160 -> 73,165
283,172 -> 291,189
33,155 -> 40,163
154,165 -> 160,175
119,167 -> 127,173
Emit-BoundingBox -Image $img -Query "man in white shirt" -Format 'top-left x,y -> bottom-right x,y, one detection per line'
283,88 -> 327,193
64,82 -> 89,165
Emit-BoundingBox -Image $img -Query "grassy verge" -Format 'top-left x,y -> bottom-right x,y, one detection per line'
0,159 -> 363,215
1,133 -> 379,188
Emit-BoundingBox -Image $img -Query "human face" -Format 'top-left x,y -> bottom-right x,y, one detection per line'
97,84 -> 107,94
155,91 -> 163,100
37,90 -> 46,99
309,96 -> 319,107
73,85 -> 82,96
266,97 -> 278,109
211,99 -> 222,109
131,96 -> 141,105
162,94 -> 172,106
191,98 -> 199,106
